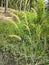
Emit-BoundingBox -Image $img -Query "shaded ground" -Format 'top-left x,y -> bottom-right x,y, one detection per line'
0,7 -> 16,21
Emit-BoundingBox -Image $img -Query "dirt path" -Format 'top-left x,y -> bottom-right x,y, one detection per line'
0,7 -> 16,21
0,7 -> 20,23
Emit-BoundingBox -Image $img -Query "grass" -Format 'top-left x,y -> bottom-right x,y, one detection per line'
0,0 -> 49,64
0,11 -> 49,65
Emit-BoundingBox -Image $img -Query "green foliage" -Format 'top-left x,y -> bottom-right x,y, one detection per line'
8,0 -> 30,10
14,11 -> 37,24
32,0 -> 45,23
8,0 -> 19,9
0,0 -> 49,65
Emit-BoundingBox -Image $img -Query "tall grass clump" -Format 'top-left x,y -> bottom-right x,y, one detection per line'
0,0 -> 49,65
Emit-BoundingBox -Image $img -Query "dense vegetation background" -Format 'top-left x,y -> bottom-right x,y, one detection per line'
0,0 -> 49,65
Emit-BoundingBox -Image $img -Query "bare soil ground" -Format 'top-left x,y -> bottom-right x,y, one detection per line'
0,7 -> 16,20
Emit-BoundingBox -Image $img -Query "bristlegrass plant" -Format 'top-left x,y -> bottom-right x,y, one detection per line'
0,0 -> 49,65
